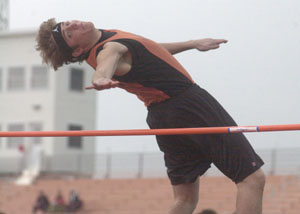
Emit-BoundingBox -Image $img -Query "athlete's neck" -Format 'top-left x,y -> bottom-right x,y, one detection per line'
84,29 -> 102,53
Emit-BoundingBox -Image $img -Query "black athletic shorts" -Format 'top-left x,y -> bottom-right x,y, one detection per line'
147,84 -> 264,185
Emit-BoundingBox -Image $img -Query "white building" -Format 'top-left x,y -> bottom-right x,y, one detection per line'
0,29 -> 97,176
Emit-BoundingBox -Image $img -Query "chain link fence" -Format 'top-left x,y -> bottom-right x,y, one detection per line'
1,148 -> 300,178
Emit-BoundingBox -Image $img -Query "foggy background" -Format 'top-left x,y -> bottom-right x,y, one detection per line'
8,0 -> 300,152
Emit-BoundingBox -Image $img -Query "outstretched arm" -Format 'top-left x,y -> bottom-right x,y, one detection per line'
85,42 -> 128,91
159,38 -> 228,55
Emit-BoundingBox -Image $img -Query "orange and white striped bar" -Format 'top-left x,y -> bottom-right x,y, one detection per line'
0,124 -> 299,137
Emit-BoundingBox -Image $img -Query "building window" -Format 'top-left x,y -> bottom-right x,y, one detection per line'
0,68 -> 2,91
31,66 -> 48,89
7,123 -> 24,149
7,67 -> 25,91
70,68 -> 84,92
29,122 -> 43,144
68,124 -> 83,149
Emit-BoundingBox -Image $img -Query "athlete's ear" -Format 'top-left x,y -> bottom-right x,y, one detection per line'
72,47 -> 84,57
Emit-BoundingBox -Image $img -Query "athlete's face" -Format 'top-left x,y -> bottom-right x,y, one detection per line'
60,20 -> 96,50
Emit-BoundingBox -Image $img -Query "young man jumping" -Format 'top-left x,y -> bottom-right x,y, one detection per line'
36,19 -> 265,214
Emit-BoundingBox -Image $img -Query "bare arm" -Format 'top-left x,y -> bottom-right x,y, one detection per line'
85,42 -> 128,90
159,38 -> 228,55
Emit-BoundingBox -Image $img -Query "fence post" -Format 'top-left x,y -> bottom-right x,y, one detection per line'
270,148 -> 277,175
105,153 -> 112,179
77,153 -> 82,174
137,153 -> 144,178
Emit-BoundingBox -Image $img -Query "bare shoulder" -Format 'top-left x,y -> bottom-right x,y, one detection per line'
103,41 -> 128,54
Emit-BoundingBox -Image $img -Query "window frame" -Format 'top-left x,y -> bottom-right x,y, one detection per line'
31,65 -> 49,90
7,123 -> 25,149
69,67 -> 84,92
7,66 -> 26,91
67,124 -> 83,149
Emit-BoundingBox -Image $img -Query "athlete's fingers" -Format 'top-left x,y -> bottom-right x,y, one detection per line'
219,39 -> 228,44
85,85 -> 95,90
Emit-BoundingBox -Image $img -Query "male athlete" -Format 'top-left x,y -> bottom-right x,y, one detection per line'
36,19 -> 265,214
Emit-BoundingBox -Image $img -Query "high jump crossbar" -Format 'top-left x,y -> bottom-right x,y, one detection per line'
0,124 -> 299,137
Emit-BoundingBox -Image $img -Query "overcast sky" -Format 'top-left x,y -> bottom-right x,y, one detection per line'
7,0 -> 300,152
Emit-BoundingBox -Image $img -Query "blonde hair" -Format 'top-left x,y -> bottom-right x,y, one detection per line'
35,18 -> 85,70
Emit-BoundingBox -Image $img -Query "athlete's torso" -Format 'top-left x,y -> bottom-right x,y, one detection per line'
86,29 -> 194,106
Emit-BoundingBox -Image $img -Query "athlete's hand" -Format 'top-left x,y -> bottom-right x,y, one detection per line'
85,77 -> 120,91
193,38 -> 228,51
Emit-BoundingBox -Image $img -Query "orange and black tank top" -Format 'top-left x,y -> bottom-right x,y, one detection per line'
86,29 -> 194,106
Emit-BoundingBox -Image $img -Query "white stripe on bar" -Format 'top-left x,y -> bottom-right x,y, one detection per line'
228,126 -> 258,133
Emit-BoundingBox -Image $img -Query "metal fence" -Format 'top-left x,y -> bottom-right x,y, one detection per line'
1,148 -> 300,178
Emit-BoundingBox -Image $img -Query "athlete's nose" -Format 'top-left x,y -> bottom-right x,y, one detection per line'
67,21 -> 79,30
